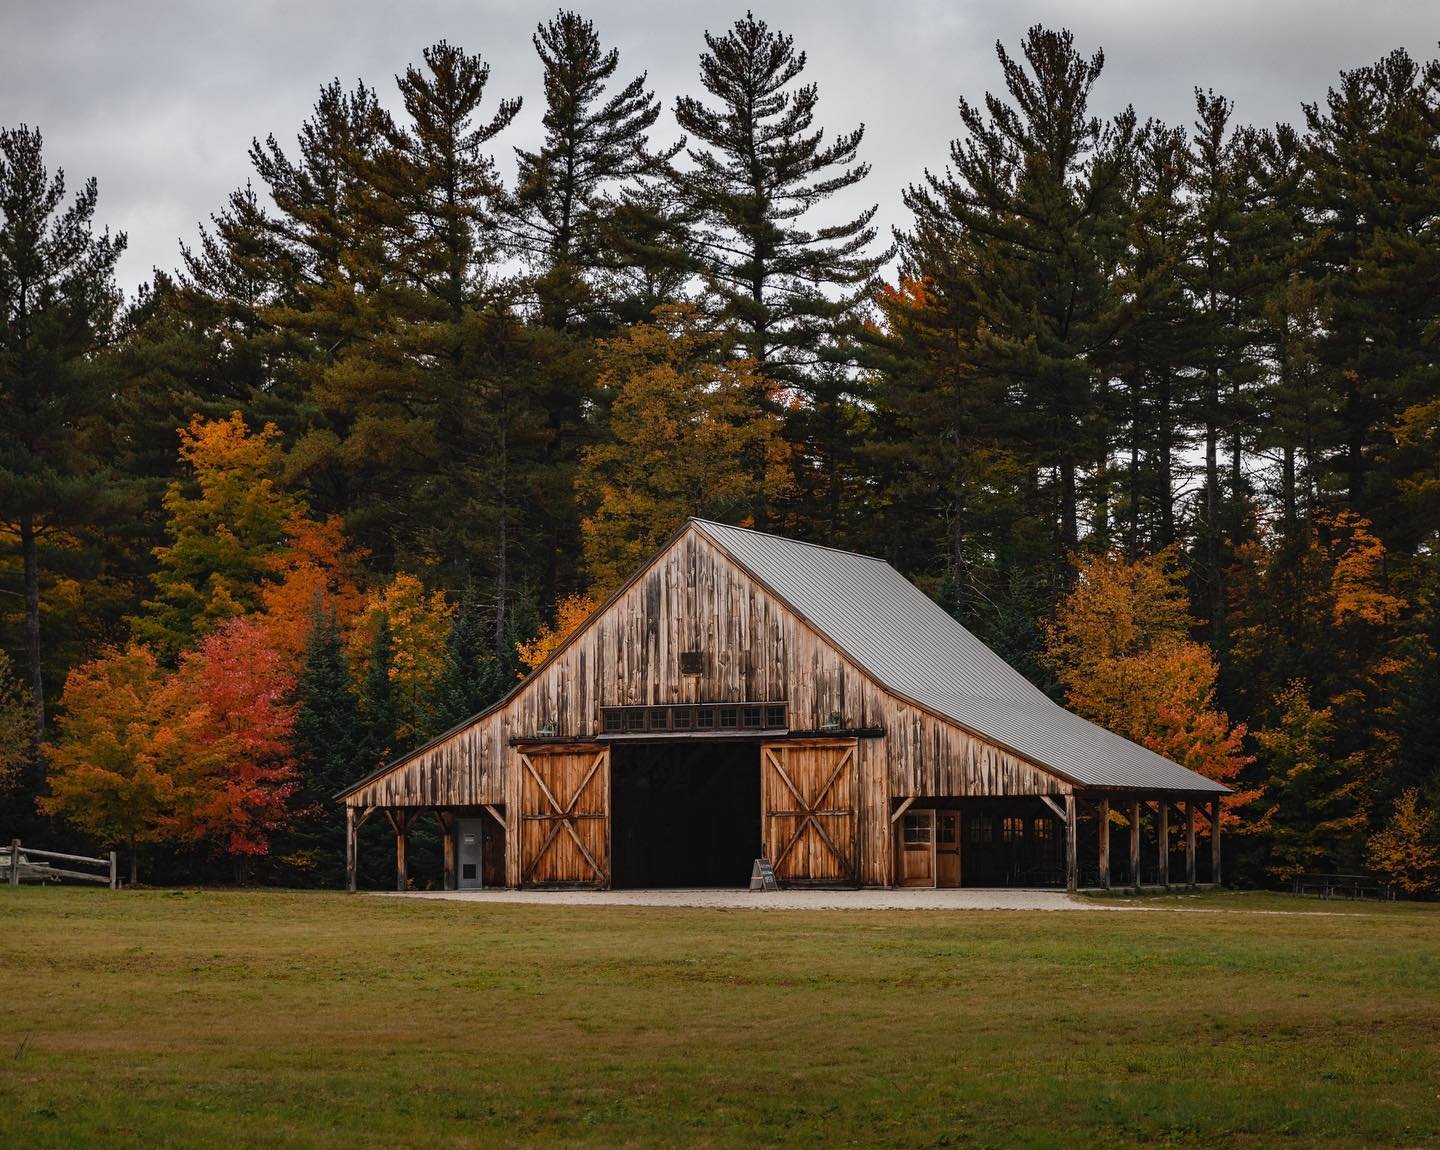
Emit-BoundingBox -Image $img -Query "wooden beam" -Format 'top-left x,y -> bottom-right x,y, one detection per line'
109,850 -> 118,890
392,809 -> 410,893
345,807 -> 357,893
1130,800 -> 1141,891
9,838 -> 20,889
1185,801 -> 1196,888
890,795 -> 918,824
483,803 -> 506,830
1098,798 -> 1111,890
1039,795 -> 1068,822
437,810 -> 456,891
1158,800 -> 1170,889
1064,794 -> 1078,892
1211,798 -> 1223,885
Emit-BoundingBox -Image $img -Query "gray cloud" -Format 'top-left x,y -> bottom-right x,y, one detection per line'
3,0 -> 1435,292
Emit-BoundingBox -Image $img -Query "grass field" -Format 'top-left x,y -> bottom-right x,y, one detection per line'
2,889 -> 1438,1148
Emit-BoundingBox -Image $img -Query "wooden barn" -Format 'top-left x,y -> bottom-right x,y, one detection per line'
338,519 -> 1228,893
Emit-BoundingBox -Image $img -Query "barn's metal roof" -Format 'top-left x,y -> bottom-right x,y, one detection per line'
694,519 -> 1228,794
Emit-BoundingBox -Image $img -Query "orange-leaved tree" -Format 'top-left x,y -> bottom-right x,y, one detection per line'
516,593 -> 598,677
41,643 -> 213,883
258,513 -> 368,666
1045,549 -> 1254,816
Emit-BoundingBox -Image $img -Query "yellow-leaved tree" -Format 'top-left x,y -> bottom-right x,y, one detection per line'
1045,550 -> 1255,816
136,412 -> 303,656
516,594 -> 598,677
577,305 -> 791,593
1367,787 -> 1440,896
348,574 -> 454,743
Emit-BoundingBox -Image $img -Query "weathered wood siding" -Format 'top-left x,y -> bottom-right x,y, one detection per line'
344,524 -> 1069,886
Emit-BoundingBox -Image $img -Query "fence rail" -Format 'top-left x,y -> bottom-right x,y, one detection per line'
6,838 -> 118,889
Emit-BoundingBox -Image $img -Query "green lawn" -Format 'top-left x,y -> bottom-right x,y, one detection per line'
2,889 -> 1438,1148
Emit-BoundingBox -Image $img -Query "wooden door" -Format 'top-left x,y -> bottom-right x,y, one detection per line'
761,740 -> 858,886
518,746 -> 610,888
936,811 -> 961,888
897,809 -> 935,886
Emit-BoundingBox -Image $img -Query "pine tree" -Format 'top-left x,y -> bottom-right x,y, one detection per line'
508,10 -> 673,331
356,611 -> 397,772
432,591 -> 514,732
0,124 -> 128,738
903,26 -> 1136,554
285,606 -> 364,886
1182,91 -> 1258,644
1302,49 -> 1440,550
673,13 -> 888,393
1108,119 -> 1195,554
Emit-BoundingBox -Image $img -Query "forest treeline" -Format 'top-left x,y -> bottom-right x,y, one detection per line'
2,14 -> 1438,890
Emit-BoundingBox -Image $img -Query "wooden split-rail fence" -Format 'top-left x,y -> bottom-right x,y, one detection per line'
6,838 -> 118,889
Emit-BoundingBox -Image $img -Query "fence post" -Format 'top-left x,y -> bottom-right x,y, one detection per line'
109,850 -> 118,890
9,838 -> 19,889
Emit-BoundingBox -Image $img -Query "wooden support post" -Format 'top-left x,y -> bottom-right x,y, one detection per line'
1130,800 -> 1141,891
345,806 -> 358,893
109,850 -> 118,890
438,810 -> 456,891
1185,801 -> 1196,887
9,838 -> 19,888
1098,798 -> 1111,889
394,811 -> 409,892
1211,798 -> 1223,886
1064,794 -> 1078,892
1158,801 -> 1170,889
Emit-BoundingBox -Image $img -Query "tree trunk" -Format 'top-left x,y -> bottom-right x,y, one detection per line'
19,512 -> 44,741
1158,367 -> 1174,548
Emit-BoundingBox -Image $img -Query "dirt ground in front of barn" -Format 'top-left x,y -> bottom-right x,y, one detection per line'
2,887 -> 1438,1148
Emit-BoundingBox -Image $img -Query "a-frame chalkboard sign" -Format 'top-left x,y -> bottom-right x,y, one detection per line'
750,857 -> 779,891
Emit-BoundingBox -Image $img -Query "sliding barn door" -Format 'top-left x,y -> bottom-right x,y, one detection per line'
518,746 -> 610,888
760,739 -> 858,886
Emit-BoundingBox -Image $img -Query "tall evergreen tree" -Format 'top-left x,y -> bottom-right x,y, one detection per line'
904,26 -> 1137,556
285,606 -> 364,886
0,125 -> 128,738
357,611 -> 398,771
431,590 -> 514,732
673,13 -> 888,396
508,10 -> 674,331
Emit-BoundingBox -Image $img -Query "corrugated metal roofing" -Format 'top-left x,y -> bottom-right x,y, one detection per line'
694,519 -> 1228,794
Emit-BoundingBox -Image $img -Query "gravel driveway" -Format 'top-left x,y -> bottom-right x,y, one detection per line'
381,887 -> 1120,911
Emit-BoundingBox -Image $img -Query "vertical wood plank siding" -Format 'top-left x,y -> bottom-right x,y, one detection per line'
344,526 -> 1069,886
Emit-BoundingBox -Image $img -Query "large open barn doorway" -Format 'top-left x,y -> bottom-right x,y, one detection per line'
610,742 -> 761,887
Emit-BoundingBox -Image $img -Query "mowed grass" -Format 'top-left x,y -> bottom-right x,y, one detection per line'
1,889 -> 1438,1148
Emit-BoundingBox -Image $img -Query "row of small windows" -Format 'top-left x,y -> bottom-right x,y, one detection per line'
903,813 -> 1053,846
601,702 -> 788,735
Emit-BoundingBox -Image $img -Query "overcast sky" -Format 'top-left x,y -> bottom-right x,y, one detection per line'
4,0 -> 1437,294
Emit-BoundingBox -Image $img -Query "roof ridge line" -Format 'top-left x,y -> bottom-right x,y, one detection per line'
690,518 -> 890,564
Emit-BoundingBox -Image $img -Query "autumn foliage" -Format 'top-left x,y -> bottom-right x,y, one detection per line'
1046,550 -> 1255,814
516,594 -> 598,676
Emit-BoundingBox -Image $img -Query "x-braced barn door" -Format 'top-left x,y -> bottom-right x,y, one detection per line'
518,746 -> 610,888
761,739 -> 859,886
